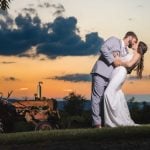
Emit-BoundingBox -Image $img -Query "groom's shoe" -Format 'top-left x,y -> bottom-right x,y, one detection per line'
93,125 -> 102,129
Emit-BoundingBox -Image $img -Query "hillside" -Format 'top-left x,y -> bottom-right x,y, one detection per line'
0,125 -> 150,150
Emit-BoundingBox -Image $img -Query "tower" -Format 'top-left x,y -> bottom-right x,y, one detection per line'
37,81 -> 43,100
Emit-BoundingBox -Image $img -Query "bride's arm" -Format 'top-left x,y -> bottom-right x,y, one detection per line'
121,52 -> 141,68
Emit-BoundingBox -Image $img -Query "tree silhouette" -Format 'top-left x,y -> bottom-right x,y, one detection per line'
0,0 -> 11,10
64,92 -> 85,115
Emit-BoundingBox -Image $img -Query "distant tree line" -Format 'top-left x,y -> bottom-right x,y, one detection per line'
60,93 -> 150,128
129,101 -> 150,124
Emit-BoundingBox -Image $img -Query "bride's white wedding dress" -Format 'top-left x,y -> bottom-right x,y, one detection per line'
104,51 -> 138,127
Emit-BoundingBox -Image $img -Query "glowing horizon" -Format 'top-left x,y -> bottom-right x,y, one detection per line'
0,53 -> 150,100
0,0 -> 150,99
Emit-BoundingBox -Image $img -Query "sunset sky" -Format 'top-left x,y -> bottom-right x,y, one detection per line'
0,0 -> 150,99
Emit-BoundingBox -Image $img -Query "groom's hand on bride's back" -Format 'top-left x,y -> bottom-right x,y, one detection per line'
113,56 -> 122,67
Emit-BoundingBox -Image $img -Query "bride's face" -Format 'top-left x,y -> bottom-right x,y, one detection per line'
132,42 -> 138,51
128,37 -> 138,49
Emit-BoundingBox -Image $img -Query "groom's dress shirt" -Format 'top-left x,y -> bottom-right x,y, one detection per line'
121,40 -> 128,57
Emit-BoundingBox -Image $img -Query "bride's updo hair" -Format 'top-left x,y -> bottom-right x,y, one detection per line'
136,41 -> 148,78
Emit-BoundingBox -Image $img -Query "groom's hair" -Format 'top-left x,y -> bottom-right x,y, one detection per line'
124,31 -> 138,42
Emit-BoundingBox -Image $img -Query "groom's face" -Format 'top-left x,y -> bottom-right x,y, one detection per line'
128,37 -> 137,49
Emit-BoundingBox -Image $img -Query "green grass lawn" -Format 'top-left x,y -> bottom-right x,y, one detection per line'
0,125 -> 150,150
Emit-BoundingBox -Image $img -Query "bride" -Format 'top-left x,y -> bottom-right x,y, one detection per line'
104,41 -> 148,127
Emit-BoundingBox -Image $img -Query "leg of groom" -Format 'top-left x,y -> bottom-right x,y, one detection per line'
91,74 -> 109,128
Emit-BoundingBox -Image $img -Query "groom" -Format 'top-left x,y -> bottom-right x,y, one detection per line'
91,31 -> 138,128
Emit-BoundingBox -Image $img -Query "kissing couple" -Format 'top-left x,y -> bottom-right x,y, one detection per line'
91,31 -> 148,128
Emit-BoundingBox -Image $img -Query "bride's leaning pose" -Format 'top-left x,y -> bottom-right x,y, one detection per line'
104,41 -> 148,127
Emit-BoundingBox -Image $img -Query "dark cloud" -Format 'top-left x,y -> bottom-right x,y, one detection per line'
50,74 -> 150,82
0,9 -> 13,28
38,3 -> 51,8
47,74 -> 91,82
22,8 -> 36,14
1,61 -> 16,64
4,77 -> 19,81
38,4 -> 43,8
137,5 -> 143,8
49,74 -> 150,83
128,18 -> 133,21
28,4 -> 34,7
37,17 -> 104,58
38,2 -> 65,16
0,11 -> 104,58
52,4 -> 65,16
0,13 -> 43,55
38,2 -> 60,9
39,58 -> 47,61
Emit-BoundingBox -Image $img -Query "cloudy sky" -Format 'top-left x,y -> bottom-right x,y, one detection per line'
0,0 -> 150,99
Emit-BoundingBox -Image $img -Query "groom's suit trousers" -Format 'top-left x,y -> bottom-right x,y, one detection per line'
91,73 -> 109,126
